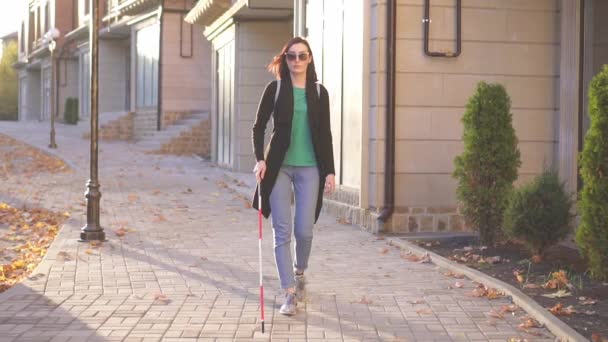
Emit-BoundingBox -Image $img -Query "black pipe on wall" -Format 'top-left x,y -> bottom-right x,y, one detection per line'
378,0 -> 396,227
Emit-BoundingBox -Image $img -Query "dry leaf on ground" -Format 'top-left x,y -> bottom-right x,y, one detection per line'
519,316 -> 543,329
416,308 -> 433,315
488,309 -> 504,319
542,289 -> 572,298
114,227 -> 127,237
351,295 -> 373,305
153,293 -> 171,304
591,333 -> 608,342
444,271 -> 465,279
549,303 -> 577,316
500,304 -> 519,314
513,270 -> 525,284
579,296 -> 598,305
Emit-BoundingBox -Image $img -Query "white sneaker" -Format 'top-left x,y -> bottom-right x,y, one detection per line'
279,292 -> 297,316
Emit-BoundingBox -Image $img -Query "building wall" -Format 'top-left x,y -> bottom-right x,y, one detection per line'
233,20 -> 291,172
25,70 -> 42,121
367,0 -> 560,232
99,39 -> 128,113
57,58 -> 78,121
161,13 -> 211,115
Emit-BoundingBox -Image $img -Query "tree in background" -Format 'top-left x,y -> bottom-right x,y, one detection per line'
453,81 -> 521,246
577,65 -> 608,281
0,40 -> 18,120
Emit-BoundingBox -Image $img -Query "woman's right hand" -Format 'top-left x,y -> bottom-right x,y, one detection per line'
253,160 -> 267,183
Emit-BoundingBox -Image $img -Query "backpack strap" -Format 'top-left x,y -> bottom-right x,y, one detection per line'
316,83 -> 320,98
274,79 -> 281,105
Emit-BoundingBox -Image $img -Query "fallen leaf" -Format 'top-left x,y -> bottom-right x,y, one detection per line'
531,255 -> 543,264
454,281 -> 464,288
416,308 -> 433,315
380,247 -> 389,254
114,227 -> 127,237
444,271 -> 465,279
542,270 -> 571,290
153,293 -> 171,304
338,217 -> 351,225
519,316 -> 542,329
507,338 -> 526,342
591,333 -> 608,342
513,271 -> 525,284
500,304 -> 519,313
542,289 -> 572,298
488,309 -> 504,319
84,249 -> 95,255
153,214 -> 167,222
485,256 -> 502,264
578,296 -> 598,305
352,296 -> 373,305
486,288 -> 503,299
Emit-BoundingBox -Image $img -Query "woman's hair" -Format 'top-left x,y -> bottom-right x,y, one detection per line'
267,36 -> 318,82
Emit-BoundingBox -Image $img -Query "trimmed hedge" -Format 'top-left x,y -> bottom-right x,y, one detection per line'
64,97 -> 78,125
503,170 -> 572,256
453,81 -> 521,246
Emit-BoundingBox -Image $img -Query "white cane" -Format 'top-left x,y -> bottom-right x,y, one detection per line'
257,182 -> 265,333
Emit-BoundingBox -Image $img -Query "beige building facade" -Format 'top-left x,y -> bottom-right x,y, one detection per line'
186,0 -> 292,169
16,0 -> 213,156
190,0 -> 605,234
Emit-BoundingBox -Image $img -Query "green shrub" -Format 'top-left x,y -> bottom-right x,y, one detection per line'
503,170 -> 572,256
64,97 -> 79,124
453,81 -> 521,246
576,65 -> 608,281
0,40 -> 18,120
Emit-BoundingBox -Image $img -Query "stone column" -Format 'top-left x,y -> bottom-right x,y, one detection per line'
558,0 -> 582,196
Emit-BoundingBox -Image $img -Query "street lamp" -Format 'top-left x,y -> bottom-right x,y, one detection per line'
80,0 -> 105,242
43,27 -> 60,149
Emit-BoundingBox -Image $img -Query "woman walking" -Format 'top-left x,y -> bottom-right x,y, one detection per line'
252,37 -> 335,316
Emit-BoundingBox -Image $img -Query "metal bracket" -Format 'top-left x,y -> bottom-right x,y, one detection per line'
423,0 -> 461,57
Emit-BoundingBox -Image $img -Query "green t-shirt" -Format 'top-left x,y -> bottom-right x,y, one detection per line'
283,87 -> 317,166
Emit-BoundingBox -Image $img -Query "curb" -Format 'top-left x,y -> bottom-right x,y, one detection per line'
387,238 -> 589,342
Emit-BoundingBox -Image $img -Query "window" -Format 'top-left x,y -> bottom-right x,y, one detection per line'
80,51 -> 90,118
44,2 -> 50,33
136,24 -> 159,108
35,7 -> 40,41
28,11 -> 34,51
20,23 -> 25,53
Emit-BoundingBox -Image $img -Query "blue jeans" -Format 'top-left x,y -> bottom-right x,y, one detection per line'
269,166 -> 320,289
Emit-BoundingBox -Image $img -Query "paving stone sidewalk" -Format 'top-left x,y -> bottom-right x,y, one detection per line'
0,122 -> 556,341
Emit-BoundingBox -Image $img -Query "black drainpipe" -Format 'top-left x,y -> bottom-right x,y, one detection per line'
157,0 -> 164,131
378,0 -> 396,227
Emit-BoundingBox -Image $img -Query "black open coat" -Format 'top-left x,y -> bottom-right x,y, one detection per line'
251,78 -> 335,223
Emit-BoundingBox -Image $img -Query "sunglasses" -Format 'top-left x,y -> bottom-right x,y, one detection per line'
285,52 -> 311,62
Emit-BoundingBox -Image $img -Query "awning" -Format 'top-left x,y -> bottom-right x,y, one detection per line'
184,0 -> 232,26
106,0 -> 161,19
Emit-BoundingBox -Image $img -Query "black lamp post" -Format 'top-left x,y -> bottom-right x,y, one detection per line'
80,0 -> 105,241
43,28 -> 60,149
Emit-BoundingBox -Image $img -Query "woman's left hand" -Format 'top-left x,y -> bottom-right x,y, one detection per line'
324,174 -> 336,194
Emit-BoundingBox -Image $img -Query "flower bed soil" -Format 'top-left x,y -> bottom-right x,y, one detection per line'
402,236 -> 608,341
